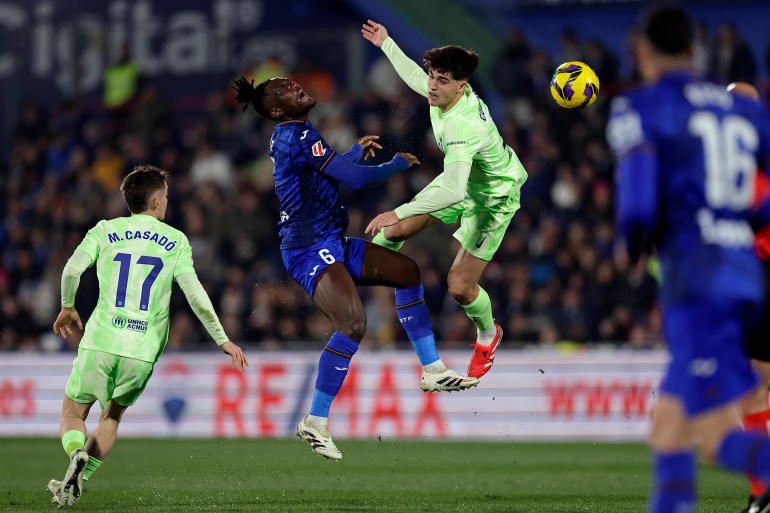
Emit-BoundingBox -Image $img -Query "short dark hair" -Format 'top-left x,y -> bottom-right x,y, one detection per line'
252,80 -> 271,119
423,45 -> 480,81
120,165 -> 168,214
643,7 -> 691,56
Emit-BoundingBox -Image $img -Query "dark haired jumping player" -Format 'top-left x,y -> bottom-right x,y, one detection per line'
362,20 -> 527,380
231,76 -> 478,460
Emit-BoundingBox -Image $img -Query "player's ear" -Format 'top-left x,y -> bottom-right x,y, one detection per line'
150,191 -> 160,210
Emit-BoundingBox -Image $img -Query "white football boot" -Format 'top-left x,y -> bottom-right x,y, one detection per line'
46,479 -> 63,507
296,416 -> 342,460
57,448 -> 89,507
420,368 -> 479,392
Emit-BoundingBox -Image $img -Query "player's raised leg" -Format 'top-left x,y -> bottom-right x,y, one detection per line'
78,400 -> 128,485
359,242 -> 478,392
446,249 -> 502,379
371,213 -> 439,252
298,263 -> 365,460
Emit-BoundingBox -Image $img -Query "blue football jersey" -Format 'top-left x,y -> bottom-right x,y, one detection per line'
607,71 -> 770,305
270,120 -> 348,249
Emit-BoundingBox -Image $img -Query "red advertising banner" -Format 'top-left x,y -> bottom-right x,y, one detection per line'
0,349 -> 666,440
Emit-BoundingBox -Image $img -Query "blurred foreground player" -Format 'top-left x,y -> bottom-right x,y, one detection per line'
232,76 -> 478,460
727,81 -> 770,512
607,9 -> 770,513
362,20 -> 528,379
47,166 -> 248,508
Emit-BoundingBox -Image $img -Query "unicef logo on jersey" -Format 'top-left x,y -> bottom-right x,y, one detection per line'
112,316 -> 127,329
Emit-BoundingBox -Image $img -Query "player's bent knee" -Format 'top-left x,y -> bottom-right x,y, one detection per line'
337,316 -> 367,342
447,277 -> 475,304
402,258 -> 421,287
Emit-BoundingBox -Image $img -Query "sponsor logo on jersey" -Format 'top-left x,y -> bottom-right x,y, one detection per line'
112,316 -> 127,329
312,141 -> 326,157
126,319 -> 149,333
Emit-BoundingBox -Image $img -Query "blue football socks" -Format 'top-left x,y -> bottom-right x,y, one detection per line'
309,332 -> 359,418
649,452 -> 695,513
395,285 -> 441,368
718,430 -> 770,479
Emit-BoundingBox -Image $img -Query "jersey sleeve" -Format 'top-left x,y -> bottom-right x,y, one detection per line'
606,94 -> 660,259
291,126 -> 336,174
381,38 -> 429,98
173,233 -> 196,279
442,118 -> 481,167
74,221 -> 104,265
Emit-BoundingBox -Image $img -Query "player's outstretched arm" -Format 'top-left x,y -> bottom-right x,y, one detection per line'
341,135 -> 383,162
361,20 -> 428,97
176,273 -> 247,371
365,160 -> 470,235
219,341 -> 249,371
324,151 -> 419,190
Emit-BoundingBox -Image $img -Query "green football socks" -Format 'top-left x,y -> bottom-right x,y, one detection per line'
83,456 -> 102,481
61,430 -> 85,456
461,286 -> 495,333
372,231 -> 404,252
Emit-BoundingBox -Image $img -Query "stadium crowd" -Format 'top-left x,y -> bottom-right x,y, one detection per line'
1,21 -> 766,353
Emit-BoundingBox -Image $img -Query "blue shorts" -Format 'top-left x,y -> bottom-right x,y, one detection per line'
282,237 -> 366,298
661,298 -> 761,417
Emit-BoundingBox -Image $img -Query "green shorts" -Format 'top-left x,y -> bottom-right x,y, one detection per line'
65,348 -> 155,408
417,174 -> 524,261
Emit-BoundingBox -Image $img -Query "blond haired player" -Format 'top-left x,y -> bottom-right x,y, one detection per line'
46,165 -> 247,508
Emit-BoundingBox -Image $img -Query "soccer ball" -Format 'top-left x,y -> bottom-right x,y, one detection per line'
550,61 -> 600,109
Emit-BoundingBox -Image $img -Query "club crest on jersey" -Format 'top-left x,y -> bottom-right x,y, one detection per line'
312,141 -> 326,157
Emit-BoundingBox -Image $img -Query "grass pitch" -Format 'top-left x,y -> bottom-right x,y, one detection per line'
0,438 -> 747,512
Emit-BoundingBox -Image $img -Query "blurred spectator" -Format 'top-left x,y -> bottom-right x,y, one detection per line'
558,29 -> 583,65
254,55 -> 289,85
692,20 -> 711,77
189,140 -> 234,192
494,29 -> 535,126
104,44 -> 141,137
91,142 -> 125,192
708,22 -> 757,84
584,39 -> 619,89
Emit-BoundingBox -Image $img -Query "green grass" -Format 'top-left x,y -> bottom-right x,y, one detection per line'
0,438 -> 748,512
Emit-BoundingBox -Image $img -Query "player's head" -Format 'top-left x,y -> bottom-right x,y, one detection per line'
727,81 -> 760,102
120,165 -> 169,220
240,77 -> 316,121
422,46 -> 480,109
637,7 -> 692,83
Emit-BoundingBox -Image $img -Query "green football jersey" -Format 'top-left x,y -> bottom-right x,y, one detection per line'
74,215 -> 195,363
431,85 -> 527,203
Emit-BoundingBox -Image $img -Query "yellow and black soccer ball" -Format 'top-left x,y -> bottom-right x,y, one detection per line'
550,61 -> 600,109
